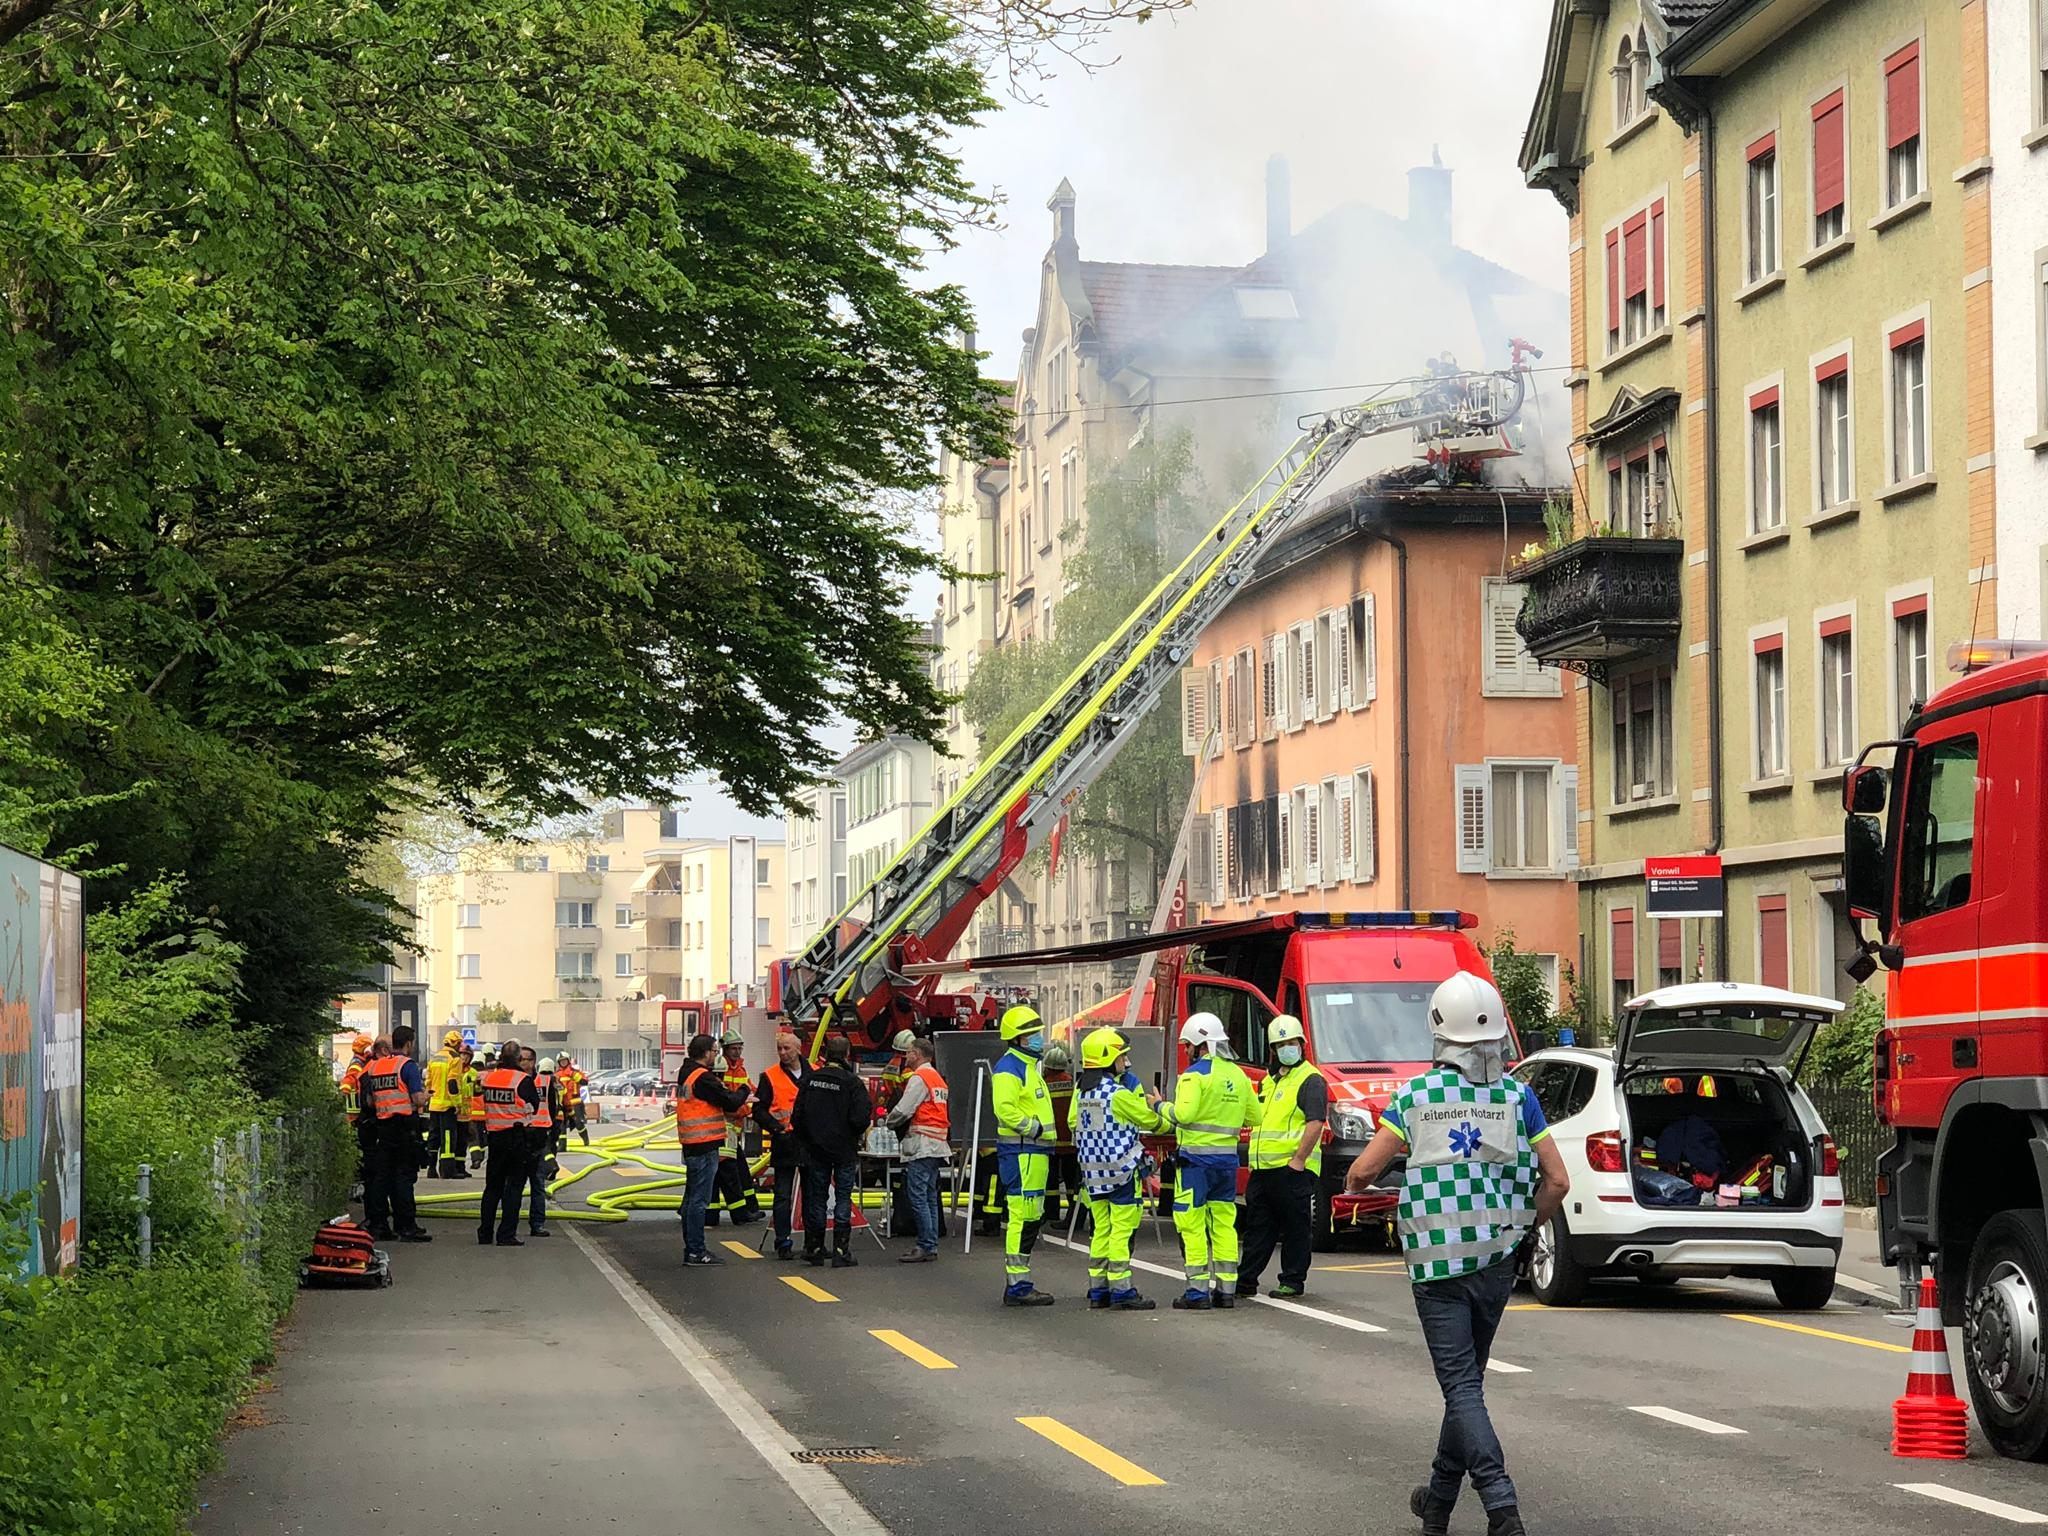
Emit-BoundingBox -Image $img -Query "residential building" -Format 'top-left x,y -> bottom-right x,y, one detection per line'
412,810 -> 786,1069
1990,0 -> 2048,639
1521,0 -> 1995,1018
784,779 -> 849,953
837,736 -> 936,908
1183,476 -> 1580,1005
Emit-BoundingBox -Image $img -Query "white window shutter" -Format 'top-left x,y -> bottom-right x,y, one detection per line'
1335,775 -> 1356,881
1179,667 -> 1212,756
1455,764 -> 1491,874
1483,581 -> 1531,696
1363,593 -> 1379,705
1189,813 -> 1213,902
1357,769 -> 1378,885
1556,763 -> 1581,871
1210,807 -> 1227,905
1296,625 -> 1315,727
1337,607 -> 1354,711
1261,636 -> 1281,740
1303,787 -> 1322,888
1278,793 -> 1294,890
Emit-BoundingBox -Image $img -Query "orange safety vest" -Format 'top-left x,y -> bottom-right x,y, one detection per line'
763,1064 -> 802,1137
362,1056 -> 414,1119
675,1067 -> 728,1146
908,1063 -> 950,1143
481,1068 -> 533,1134
531,1071 -> 555,1131
340,1061 -> 365,1124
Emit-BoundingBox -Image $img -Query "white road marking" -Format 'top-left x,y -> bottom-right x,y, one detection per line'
1628,1405 -> 1746,1436
570,1228 -> 889,1536
1043,1235 -> 1388,1333
1833,1272 -> 1896,1302
1486,1359 -> 1531,1374
1896,1485 -> 2048,1525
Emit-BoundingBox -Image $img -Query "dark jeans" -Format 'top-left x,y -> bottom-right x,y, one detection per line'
1412,1259 -> 1519,1513
361,1134 -> 419,1233
1239,1166 -> 1315,1290
681,1145 -> 721,1258
479,1132 -> 532,1243
904,1156 -> 942,1253
771,1161 -> 802,1251
801,1155 -> 857,1251
526,1156 -> 550,1231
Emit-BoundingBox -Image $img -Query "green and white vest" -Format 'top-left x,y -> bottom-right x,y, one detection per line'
1390,1067 -> 1538,1284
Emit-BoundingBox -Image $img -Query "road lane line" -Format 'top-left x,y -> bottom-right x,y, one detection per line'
782,1275 -> 840,1303
722,1241 -> 764,1260
1043,1236 -> 1389,1333
1897,1484 -> 2048,1524
1726,1313 -> 1910,1353
1017,1417 -> 1165,1487
1628,1406 -> 1746,1436
1836,1272 -> 1898,1302
567,1228 -> 889,1536
1486,1359 -> 1531,1374
870,1329 -> 956,1370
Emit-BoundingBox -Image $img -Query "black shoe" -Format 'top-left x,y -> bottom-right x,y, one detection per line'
775,1245 -> 796,1261
1234,1284 -> 1259,1298
1088,1292 -> 1112,1310
805,1250 -> 826,1267
1211,1290 -> 1236,1309
1171,1293 -> 1213,1311
1485,1507 -> 1526,1536
529,1227 -> 552,1237
397,1228 -> 433,1243
898,1249 -> 937,1264
831,1251 -> 857,1268
477,1231 -> 492,1245
496,1235 -> 524,1247
1112,1292 -> 1157,1311
368,1225 -> 394,1241
683,1251 -> 720,1266
1002,1288 -> 1056,1307
1411,1487 -> 1453,1536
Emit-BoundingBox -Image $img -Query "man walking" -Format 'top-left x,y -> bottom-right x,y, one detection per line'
883,1035 -> 949,1263
359,1035 -> 434,1243
1345,973 -> 1568,1536
753,1030 -> 810,1259
1238,1015 -> 1329,1300
675,1034 -> 748,1266
477,1040 -> 542,1247
1071,1027 -> 1161,1311
791,1034 -> 872,1269
1150,1012 -> 1253,1310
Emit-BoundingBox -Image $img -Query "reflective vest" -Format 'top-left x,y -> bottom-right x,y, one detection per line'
340,1061 -> 365,1124
362,1056 -> 415,1119
1073,1072 -> 1145,1195
991,1051 -> 1055,1151
427,1052 -> 459,1112
762,1064 -> 803,1137
1252,1061 -> 1327,1174
907,1064 -> 950,1144
1166,1056 -> 1252,1165
1390,1067 -> 1539,1282
463,1067 -> 486,1121
531,1071 -> 555,1131
720,1059 -> 750,1153
675,1067 -> 727,1146
481,1068 -> 533,1134
560,1069 -> 583,1108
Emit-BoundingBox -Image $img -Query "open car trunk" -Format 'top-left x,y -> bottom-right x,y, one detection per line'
1622,1068 -> 1815,1212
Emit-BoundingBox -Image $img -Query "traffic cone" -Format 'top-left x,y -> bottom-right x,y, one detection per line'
1892,1274 -> 1969,1460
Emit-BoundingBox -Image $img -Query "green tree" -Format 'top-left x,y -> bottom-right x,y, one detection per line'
476,1000 -> 515,1028
1487,928 -> 1559,1048
1809,985 -> 1885,1092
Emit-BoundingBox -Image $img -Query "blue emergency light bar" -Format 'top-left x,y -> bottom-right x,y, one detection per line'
1297,910 -> 1478,931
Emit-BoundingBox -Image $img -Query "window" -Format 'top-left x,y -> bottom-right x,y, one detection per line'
1347,593 -> 1377,709
1344,768 -> 1377,885
615,953 -> 633,978
1749,387 -> 1783,532
1811,89 -> 1846,247
963,539 -> 976,610
1610,666 -> 1675,804
555,900 -> 596,928
1884,42 -> 1923,207
1815,355 -> 1852,509
1605,229 -> 1621,354
457,903 -> 480,929
586,854 -> 610,873
556,951 -> 597,979
2038,253 -> 2048,436
1047,347 -> 1069,416
1610,908 -> 1637,1019
1294,623 -> 1316,727
1657,919 -> 1684,989
1481,578 -> 1558,695
614,903 -> 632,928
1608,441 -> 1670,536
1490,764 -> 1552,872
1314,612 -> 1339,719
1060,454 -> 1077,538
756,917 -> 771,947
513,854 -> 549,873
1758,895 -> 1789,990
1623,211 -> 1649,343
458,1003 -> 481,1029
2037,0 -> 2048,131
834,873 -> 848,909
1745,135 -> 1779,282
1613,33 -> 1636,128
1892,593 -> 1930,727
1318,778 -> 1339,888
1899,735 -> 1979,922
1754,634 -> 1788,779
1232,646 -> 1256,749
1455,762 -> 1576,875
1889,322 -> 1929,483
1819,616 -> 1855,768
457,953 -> 481,979
1038,470 -> 1052,548
660,808 -> 682,839
757,857 -> 771,886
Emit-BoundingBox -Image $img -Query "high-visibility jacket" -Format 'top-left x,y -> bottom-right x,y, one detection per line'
1073,1070 -> 1157,1195
531,1071 -> 556,1132
340,1061 -> 365,1124
991,1050 -> 1055,1152
1158,1054 -> 1253,1167
462,1067 -> 486,1121
1251,1060 -> 1327,1174
762,1065 -> 802,1137
427,1051 -> 460,1112
676,1067 -> 727,1146
362,1056 -> 415,1120
720,1059 -> 750,1154
907,1063 -> 951,1144
481,1068 -> 534,1134
560,1069 -> 583,1109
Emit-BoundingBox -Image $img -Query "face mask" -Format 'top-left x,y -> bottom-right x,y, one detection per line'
1434,1038 -> 1506,1085
1020,1032 -> 1045,1056
1275,1044 -> 1304,1068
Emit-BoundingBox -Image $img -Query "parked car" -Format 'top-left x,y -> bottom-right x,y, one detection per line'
1513,981 -> 1846,1310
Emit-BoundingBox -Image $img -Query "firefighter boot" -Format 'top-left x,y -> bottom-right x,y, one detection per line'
831,1243 -> 858,1269
1485,1508 -> 1526,1536
1410,1487 -> 1453,1536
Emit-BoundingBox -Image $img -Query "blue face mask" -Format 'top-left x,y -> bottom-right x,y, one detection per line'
1020,1032 -> 1045,1056
1276,1044 -> 1304,1068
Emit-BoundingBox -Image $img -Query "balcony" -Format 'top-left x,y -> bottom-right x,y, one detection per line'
631,889 -> 681,923
1513,536 -> 1685,683
555,924 -> 600,950
556,870 -> 603,901
633,944 -> 682,975
555,977 -> 602,1000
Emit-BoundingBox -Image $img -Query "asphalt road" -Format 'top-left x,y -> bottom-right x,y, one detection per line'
564,1158 -> 2048,1536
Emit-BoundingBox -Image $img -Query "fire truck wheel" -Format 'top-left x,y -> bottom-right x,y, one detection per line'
1964,1209 -> 2048,1461
1525,1213 -> 1587,1307
1311,1183 -> 1339,1253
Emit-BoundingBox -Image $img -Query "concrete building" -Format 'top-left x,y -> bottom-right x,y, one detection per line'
1990,0 -> 2048,640
1521,0 -> 1996,1018
931,380 -> 1009,835
837,736 -> 936,907
784,778 -> 849,954
412,809 -> 786,1069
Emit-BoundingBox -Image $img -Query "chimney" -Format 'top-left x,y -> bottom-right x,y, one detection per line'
1265,154 -> 1291,255
1048,177 -> 1077,249
1407,145 -> 1453,247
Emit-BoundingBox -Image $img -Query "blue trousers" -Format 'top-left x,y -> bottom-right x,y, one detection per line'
1412,1259 -> 1519,1512
904,1156 -> 943,1253
681,1146 -> 720,1259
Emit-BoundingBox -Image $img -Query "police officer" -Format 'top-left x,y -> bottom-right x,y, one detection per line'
1150,1012 -> 1254,1310
1344,973 -> 1569,1536
1237,1015 -> 1329,1300
359,1035 -> 434,1243
1072,1027 -> 1161,1311
989,1004 -> 1056,1307
478,1040 -> 543,1247
518,1048 -> 560,1237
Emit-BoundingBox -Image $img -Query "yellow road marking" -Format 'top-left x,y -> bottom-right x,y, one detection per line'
781,1275 -> 839,1303
1017,1417 -> 1165,1487
721,1241 -> 763,1261
870,1329 -> 957,1370
1725,1313 -> 1910,1353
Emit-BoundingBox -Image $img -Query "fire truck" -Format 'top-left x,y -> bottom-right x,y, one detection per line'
1844,637 -> 2048,1460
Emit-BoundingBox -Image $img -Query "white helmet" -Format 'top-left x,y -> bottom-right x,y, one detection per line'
891,1029 -> 917,1052
1429,972 -> 1508,1045
1179,1011 -> 1229,1058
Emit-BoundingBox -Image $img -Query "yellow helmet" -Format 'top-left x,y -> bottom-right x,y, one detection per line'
1081,1027 -> 1128,1070
1267,1015 -> 1306,1047
999,1004 -> 1043,1042
350,1034 -> 372,1057
442,1028 -> 464,1049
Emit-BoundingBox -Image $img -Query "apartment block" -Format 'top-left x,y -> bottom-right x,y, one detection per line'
1990,0 -> 2048,639
932,375 -> 1010,826
784,778 -> 849,955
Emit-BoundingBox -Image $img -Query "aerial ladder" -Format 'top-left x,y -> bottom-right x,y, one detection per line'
785,347 -> 1538,1048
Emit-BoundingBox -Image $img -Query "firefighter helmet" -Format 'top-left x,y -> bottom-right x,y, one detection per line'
1267,1015 -> 1306,1046
999,1004 -> 1043,1042
1081,1027 -> 1129,1071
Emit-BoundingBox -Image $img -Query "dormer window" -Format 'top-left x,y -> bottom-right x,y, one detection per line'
1614,29 -> 1650,130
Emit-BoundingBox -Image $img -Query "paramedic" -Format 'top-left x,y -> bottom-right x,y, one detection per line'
1343,972 -> 1568,1536
1071,1027 -> 1162,1310
676,1035 -> 749,1266
1237,1014 -> 1328,1299
1149,1012 -> 1253,1310
478,1041 -> 542,1247
753,1029 -> 810,1259
989,1004 -> 1057,1307
791,1034 -> 873,1269
427,1029 -> 469,1179
359,1035 -> 433,1243
519,1048 -> 560,1237
883,1034 -> 950,1262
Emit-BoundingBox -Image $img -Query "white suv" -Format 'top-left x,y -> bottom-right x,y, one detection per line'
1513,982 -> 1847,1309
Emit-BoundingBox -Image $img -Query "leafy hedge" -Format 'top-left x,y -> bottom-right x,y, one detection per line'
0,884 -> 353,1536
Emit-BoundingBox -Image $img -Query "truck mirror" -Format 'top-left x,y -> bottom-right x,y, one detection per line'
1846,763 -> 1888,814
1844,814 -> 1887,923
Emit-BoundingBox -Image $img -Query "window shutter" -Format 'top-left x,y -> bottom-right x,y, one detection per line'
1605,230 -> 1621,333
1611,910 -> 1637,984
1363,592 -> 1378,704
1179,666 -> 1212,755
1189,813 -> 1213,903
1658,918 -> 1683,973
1555,763 -> 1580,871
1455,764 -> 1491,874
1357,769 -> 1378,885
1296,625 -> 1316,727
1210,808 -> 1228,907
1759,895 -> 1789,989
1813,91 -> 1845,214
1303,788 -> 1322,888
1261,636 -> 1281,740
1277,792 -> 1294,890
1886,44 -> 1920,148
1650,199 -> 1666,309
1238,649 -> 1257,747
1335,774 -> 1356,881
1337,606 -> 1354,711
1484,581 -> 1535,694
1317,614 -> 1338,720
1623,214 -> 1648,299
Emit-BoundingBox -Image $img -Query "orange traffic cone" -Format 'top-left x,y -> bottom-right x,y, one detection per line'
1892,1274 -> 1969,1459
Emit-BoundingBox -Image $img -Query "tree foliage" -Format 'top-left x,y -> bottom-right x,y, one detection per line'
1809,985 -> 1885,1092
1488,928 -> 1560,1048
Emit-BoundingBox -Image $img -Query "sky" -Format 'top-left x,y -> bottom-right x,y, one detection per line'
673,0 -> 1570,841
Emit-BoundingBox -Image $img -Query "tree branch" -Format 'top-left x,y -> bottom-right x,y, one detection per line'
0,0 -> 57,50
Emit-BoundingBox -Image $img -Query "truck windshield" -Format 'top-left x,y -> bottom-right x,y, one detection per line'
1307,982 -> 1439,1064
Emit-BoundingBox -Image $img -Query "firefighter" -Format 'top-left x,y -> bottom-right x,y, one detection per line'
339,1035 -> 371,1126
990,1003 -> 1056,1307
519,1048 -> 560,1236
711,1030 -> 762,1225
1072,1027 -> 1162,1310
1041,1037 -> 1080,1224
752,1030 -> 810,1259
1150,1011 -> 1254,1310
1238,1014 -> 1329,1300
426,1029 -> 469,1179
559,1055 -> 590,1146
462,1048 -> 488,1168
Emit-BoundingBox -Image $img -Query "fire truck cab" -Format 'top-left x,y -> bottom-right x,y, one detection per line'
1844,639 -> 2048,1460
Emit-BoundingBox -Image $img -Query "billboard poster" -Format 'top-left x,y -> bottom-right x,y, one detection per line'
1,845 -> 84,1277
